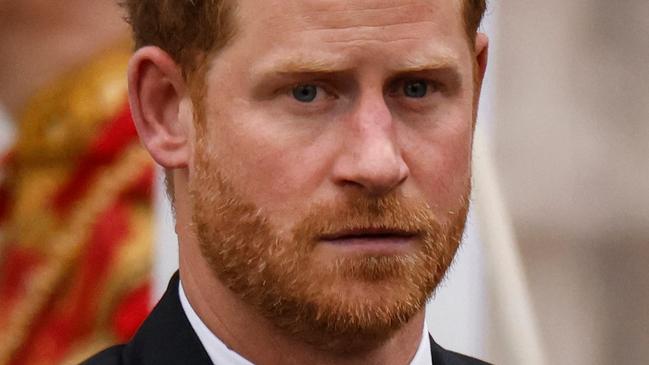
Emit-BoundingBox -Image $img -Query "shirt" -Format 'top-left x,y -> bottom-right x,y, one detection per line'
179,281 -> 432,365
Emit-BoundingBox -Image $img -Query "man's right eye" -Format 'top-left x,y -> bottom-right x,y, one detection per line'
292,85 -> 318,103
403,80 -> 429,98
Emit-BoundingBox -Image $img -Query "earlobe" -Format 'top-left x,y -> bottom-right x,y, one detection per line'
128,46 -> 191,168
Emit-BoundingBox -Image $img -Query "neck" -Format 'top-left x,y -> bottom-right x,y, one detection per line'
0,0 -> 128,116
173,187 -> 425,365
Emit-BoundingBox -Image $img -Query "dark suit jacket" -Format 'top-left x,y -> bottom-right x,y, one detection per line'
83,273 -> 491,365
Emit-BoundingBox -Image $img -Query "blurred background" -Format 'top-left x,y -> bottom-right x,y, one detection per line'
0,2 -> 154,364
1,1 -> 648,365
491,1 -> 649,364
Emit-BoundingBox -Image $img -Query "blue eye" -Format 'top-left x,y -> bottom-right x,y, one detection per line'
292,85 -> 318,102
403,80 -> 428,98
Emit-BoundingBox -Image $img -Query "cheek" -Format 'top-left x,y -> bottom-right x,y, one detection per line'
402,114 -> 473,215
203,101 -> 336,223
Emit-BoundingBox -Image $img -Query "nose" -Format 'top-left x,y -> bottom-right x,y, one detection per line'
331,95 -> 409,196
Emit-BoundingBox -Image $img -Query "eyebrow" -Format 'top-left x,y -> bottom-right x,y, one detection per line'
250,48 -> 462,90
251,52 -> 351,78
396,53 -> 460,73
250,49 -> 462,79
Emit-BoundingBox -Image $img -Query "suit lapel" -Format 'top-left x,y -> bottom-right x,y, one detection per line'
429,334 -> 490,365
124,272 -> 213,365
123,273 -> 485,365
429,334 -> 448,365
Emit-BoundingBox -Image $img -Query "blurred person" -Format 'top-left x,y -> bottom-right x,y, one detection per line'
0,1 -> 154,364
84,0 -> 491,364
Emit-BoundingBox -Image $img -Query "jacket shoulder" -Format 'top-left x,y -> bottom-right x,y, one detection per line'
80,345 -> 127,365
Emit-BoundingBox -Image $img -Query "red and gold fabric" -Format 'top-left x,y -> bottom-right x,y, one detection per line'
0,41 -> 154,365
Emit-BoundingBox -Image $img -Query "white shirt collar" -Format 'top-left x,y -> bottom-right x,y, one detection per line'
179,281 -> 255,365
179,281 -> 432,365
412,321 -> 433,365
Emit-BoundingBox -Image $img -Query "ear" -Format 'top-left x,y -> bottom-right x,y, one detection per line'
128,46 -> 191,168
474,32 -> 489,89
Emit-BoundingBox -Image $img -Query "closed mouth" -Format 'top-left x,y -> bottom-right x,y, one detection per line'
320,228 -> 418,242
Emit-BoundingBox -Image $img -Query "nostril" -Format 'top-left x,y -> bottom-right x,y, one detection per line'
332,151 -> 409,195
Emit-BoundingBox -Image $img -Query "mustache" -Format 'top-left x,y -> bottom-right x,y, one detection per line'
291,192 -> 446,242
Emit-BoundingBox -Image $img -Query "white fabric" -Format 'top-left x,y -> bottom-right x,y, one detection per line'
179,281 -> 432,365
412,322 -> 433,365
179,280 -> 255,365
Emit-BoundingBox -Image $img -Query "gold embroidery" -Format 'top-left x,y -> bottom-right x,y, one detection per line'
2,40 -> 132,253
96,203 -> 154,332
0,146 -> 151,365
60,335 -> 115,365
0,39 -> 153,365
14,41 -> 131,164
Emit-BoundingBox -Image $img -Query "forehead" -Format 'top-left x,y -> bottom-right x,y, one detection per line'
236,0 -> 463,32
229,0 -> 469,66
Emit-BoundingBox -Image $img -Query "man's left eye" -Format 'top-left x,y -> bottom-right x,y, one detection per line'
403,80 -> 429,98
292,85 -> 319,103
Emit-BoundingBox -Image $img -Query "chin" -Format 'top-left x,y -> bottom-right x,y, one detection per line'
245,253 -> 437,352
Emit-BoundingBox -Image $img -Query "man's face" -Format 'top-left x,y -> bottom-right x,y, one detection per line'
189,0 -> 478,350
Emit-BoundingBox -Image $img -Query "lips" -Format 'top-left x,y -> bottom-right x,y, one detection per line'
320,228 -> 417,242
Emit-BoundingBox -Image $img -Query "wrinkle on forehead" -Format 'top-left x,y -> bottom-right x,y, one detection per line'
238,0 -> 464,38
309,22 -> 440,45
299,3 -> 440,30
231,0 -> 471,79
288,0 -> 462,17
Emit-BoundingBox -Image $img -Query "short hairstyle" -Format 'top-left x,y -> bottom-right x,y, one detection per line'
121,0 -> 487,82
